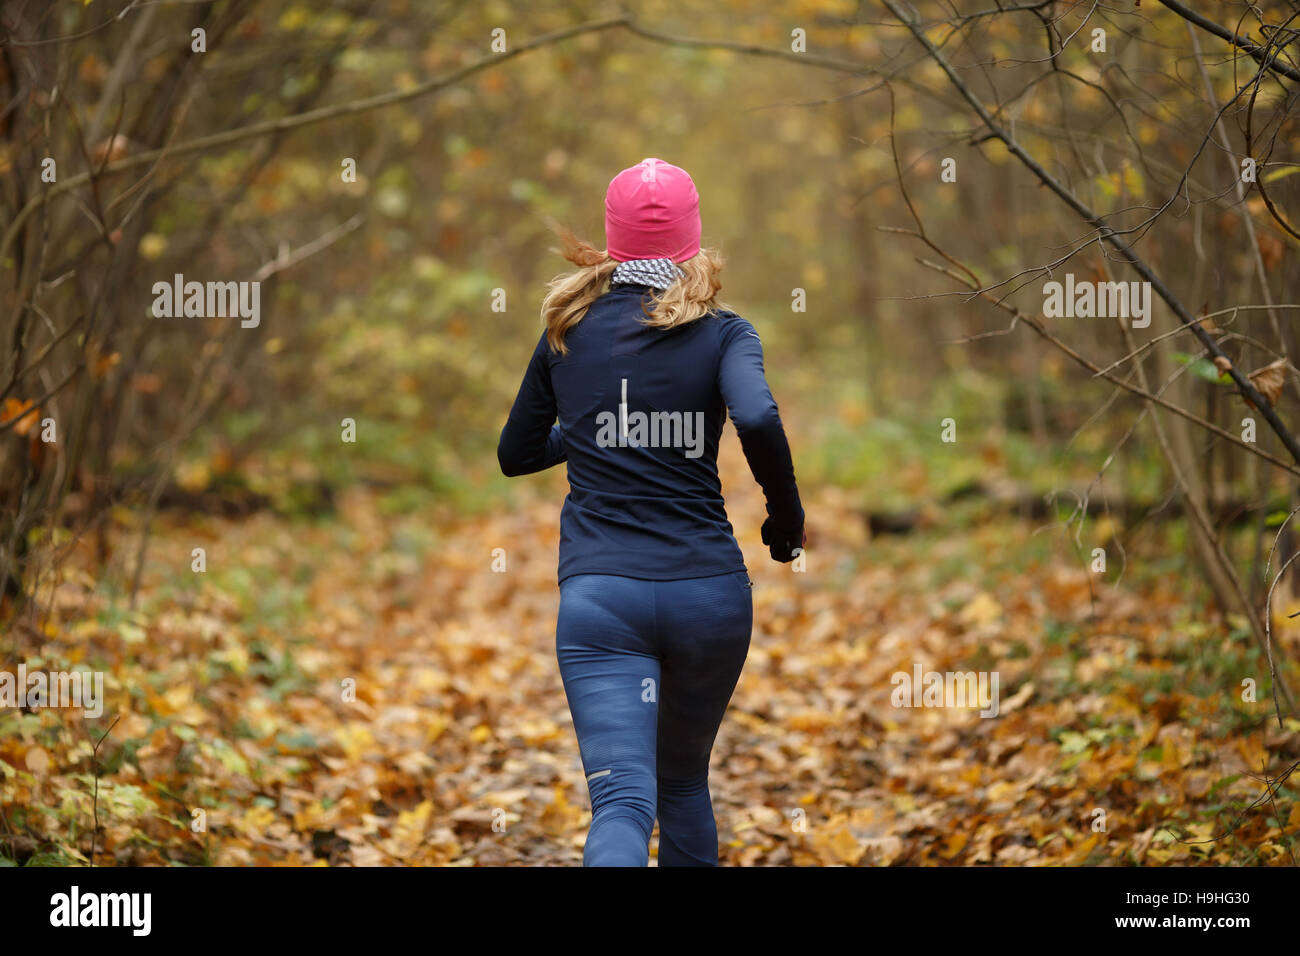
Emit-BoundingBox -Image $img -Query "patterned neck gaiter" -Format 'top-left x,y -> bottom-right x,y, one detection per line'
611,257 -> 686,291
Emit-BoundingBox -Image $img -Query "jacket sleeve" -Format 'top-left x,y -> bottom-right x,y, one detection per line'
497,331 -> 567,477
717,315 -> 804,532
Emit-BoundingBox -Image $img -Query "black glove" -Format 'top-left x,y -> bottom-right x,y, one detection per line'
761,517 -> 806,563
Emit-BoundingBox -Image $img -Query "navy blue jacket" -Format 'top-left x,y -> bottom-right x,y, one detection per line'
498,283 -> 803,583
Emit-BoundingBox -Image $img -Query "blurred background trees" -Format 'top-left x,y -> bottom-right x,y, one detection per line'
4,0 -> 1300,682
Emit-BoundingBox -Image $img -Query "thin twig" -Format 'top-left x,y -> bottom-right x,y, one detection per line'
88,714 -> 121,867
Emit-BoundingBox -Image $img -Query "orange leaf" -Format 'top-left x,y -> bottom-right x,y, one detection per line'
1,398 -> 39,436
93,350 -> 121,378
1257,234 -> 1284,271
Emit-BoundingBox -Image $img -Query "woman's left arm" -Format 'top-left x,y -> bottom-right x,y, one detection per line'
497,332 -> 567,477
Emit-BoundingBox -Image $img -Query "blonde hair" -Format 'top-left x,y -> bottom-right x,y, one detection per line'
541,227 -> 725,355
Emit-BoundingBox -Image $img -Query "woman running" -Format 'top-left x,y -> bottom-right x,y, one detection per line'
498,157 -> 805,866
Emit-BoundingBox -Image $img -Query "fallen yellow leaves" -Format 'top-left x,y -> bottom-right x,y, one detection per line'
4,441 -> 1292,868
958,591 -> 1003,628
812,826 -> 867,866
539,785 -> 587,836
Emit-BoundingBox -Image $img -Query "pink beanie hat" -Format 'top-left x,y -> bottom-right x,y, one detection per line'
604,158 -> 702,263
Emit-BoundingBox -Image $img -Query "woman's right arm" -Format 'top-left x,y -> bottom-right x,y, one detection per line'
717,315 -> 805,562
498,332 -> 567,477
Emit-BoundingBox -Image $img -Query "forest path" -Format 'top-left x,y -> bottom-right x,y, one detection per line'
9,434 -> 1290,866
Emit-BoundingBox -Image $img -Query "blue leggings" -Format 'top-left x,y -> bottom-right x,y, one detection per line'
556,571 -> 753,866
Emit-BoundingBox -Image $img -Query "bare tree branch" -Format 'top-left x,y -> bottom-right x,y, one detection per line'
1157,0 -> 1300,84
884,0 -> 1300,469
